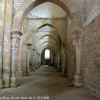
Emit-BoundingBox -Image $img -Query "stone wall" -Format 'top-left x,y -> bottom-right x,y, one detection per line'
13,0 -> 26,16
82,15 -> 100,99
70,0 -> 85,18
83,0 -> 100,26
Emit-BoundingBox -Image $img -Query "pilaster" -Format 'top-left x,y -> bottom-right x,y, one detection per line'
72,30 -> 83,87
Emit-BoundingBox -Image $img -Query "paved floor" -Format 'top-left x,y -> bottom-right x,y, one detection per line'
0,65 -> 98,100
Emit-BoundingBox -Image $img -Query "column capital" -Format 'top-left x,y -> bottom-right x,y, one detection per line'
11,31 -> 22,39
72,29 -> 82,40
26,43 -> 32,47
72,29 -> 82,47
33,48 -> 36,52
36,52 -> 40,55
32,49 -> 36,55
26,43 -> 32,49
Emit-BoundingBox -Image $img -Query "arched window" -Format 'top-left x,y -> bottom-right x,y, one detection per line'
45,49 -> 50,59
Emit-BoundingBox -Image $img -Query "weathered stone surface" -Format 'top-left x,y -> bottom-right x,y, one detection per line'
0,0 -> 100,99
82,15 -> 100,99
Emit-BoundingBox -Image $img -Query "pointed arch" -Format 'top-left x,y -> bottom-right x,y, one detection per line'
39,35 -> 59,43
41,41 -> 58,46
38,24 -> 56,30
12,0 -> 82,33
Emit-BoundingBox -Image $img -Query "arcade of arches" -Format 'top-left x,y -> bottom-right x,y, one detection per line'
0,0 -> 100,99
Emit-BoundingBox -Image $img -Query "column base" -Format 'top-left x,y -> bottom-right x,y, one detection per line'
62,70 -> 67,76
35,67 -> 38,69
73,74 -> 83,88
26,70 -> 31,76
17,71 -> 23,77
57,67 -> 61,72
33,67 -> 35,71
11,76 -> 19,87
3,74 -> 11,88
4,79 -> 10,88
23,70 -> 31,76
30,66 -> 35,71
0,78 -> 4,89
22,70 -> 27,76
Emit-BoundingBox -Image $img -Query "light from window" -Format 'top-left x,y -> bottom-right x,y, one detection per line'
45,49 -> 50,59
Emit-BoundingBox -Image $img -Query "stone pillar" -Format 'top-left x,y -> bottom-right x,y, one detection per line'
51,52 -> 54,65
55,55 -> 58,69
11,31 -> 22,87
22,45 -> 27,76
33,50 -> 36,69
57,51 -> 61,71
63,46 -> 67,76
32,49 -> 36,71
61,45 -> 67,76
26,43 -> 32,76
0,0 -> 6,89
36,51 -> 39,69
38,54 -> 41,67
29,48 -> 33,71
73,31 -> 82,88
17,38 -> 23,76
54,54 -> 57,68
3,0 -> 13,88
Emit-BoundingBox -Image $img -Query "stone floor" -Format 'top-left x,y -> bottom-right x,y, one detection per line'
0,65 -> 98,100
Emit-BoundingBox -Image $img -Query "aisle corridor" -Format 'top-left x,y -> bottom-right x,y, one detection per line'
0,66 -> 98,100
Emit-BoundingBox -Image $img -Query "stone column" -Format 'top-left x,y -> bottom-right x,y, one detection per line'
22,45 -> 27,76
57,51 -> 61,71
11,31 -> 22,87
61,45 -> 67,76
32,49 -> 36,71
29,48 -> 33,71
17,38 -> 23,76
51,52 -> 54,65
54,54 -> 57,68
38,54 -> 41,67
63,46 -> 67,76
33,50 -> 36,69
0,0 -> 6,89
35,51 -> 39,69
73,31 -> 82,87
3,0 -> 13,88
26,43 -> 32,76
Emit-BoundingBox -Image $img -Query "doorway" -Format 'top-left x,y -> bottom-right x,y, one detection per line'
41,48 -> 54,65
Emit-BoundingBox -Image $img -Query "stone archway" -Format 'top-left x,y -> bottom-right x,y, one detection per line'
39,45 -> 56,54
41,48 -> 54,66
11,0 -> 83,88
12,0 -> 82,32
39,35 -> 59,43
25,22 -> 64,45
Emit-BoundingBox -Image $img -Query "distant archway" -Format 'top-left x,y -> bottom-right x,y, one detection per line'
41,48 -> 54,65
45,49 -> 50,60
